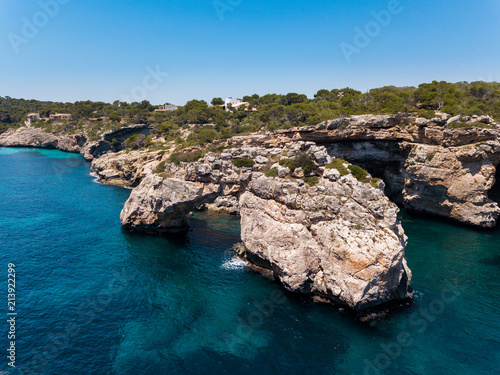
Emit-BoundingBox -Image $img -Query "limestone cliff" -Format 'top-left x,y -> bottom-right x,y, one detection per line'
0,125 -> 152,161
278,114 -> 500,228
119,143 -> 413,310
0,127 -> 86,153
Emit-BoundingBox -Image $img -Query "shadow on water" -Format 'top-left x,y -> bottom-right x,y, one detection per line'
113,211 -> 355,375
480,255 -> 500,267
399,207 -> 500,234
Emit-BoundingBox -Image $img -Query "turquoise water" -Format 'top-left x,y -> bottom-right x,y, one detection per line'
0,147 -> 499,375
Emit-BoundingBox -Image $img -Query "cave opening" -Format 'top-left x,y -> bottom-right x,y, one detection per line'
324,140 -> 409,204
489,165 -> 500,205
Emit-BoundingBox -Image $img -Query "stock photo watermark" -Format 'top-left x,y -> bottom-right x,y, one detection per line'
7,263 -> 17,369
120,65 -> 169,103
339,0 -> 406,63
7,0 -> 70,54
363,279 -> 466,375
213,0 -> 243,21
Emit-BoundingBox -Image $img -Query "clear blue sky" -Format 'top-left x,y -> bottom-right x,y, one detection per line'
1,0 -> 499,105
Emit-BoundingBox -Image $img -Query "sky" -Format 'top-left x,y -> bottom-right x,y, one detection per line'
0,0 -> 499,105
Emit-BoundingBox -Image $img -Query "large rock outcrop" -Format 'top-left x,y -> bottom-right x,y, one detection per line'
0,127 -> 86,153
120,175 -> 220,233
278,115 -> 500,227
240,174 -> 412,310
119,143 -> 413,310
91,150 -> 161,187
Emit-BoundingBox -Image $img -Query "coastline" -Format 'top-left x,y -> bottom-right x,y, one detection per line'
1,113 -> 499,314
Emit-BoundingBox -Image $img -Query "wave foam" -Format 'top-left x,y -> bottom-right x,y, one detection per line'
221,257 -> 248,271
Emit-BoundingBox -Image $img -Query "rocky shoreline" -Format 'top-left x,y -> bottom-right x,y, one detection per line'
2,113 -> 499,313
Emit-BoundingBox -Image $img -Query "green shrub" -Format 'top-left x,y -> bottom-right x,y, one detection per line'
370,178 -> 381,189
197,128 -> 219,143
326,159 -> 348,176
123,133 -> 146,150
348,164 -> 370,182
303,176 -> 319,186
416,109 -> 435,119
232,158 -> 255,168
265,168 -> 279,178
280,152 -> 318,175
427,153 -> 434,161
168,150 -> 203,164
154,161 -> 166,174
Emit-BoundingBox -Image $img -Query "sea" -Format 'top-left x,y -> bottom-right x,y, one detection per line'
0,147 -> 499,375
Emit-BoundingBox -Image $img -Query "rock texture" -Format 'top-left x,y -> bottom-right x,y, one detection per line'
240,174 -> 411,310
0,127 -> 86,153
278,114 -> 500,227
119,142 -> 413,310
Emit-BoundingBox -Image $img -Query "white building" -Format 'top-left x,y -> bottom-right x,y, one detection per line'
224,97 -> 249,111
155,104 -> 178,112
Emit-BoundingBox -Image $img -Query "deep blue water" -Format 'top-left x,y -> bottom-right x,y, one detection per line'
0,147 -> 499,375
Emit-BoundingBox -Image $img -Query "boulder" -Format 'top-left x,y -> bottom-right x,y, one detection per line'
120,175 -> 220,233
239,175 -> 412,310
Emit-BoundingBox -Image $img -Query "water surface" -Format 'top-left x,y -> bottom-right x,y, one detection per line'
0,148 -> 498,374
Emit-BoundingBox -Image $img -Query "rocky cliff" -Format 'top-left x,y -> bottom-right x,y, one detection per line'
0,127 -> 86,153
4,113 -> 499,311
277,114 -> 500,228
119,142 -> 413,311
0,125 -> 152,161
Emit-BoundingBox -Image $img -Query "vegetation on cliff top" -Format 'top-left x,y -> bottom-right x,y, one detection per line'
1,81 -> 499,143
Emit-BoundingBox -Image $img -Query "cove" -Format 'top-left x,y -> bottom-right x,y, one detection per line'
0,147 -> 499,375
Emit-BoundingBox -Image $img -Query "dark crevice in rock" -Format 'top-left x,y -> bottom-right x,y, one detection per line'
489,165 -> 500,205
324,141 -> 408,203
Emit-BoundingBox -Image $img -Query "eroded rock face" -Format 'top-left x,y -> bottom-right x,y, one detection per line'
91,150 -> 161,187
119,143 -> 413,310
279,115 -> 500,227
402,142 -> 500,227
83,124 -> 152,159
120,175 -> 220,233
239,175 -> 412,310
0,127 -> 86,153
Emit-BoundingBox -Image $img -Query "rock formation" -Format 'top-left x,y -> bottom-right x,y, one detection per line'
118,143 -> 413,310
90,150 -> 160,187
278,114 -> 500,228
239,174 -> 411,310
0,124 -> 152,161
0,127 -> 85,153
120,175 -> 220,233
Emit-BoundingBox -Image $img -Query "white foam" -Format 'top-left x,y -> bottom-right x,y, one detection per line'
89,172 -> 101,184
413,291 -> 425,301
221,257 -> 248,271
